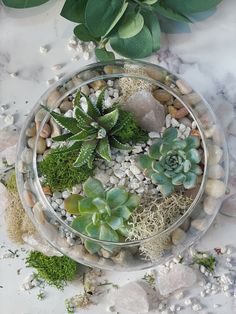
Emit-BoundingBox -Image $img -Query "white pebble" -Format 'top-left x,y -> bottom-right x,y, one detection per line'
171,118 -> 179,127
213,304 -> 220,308
179,124 -> 186,133
148,131 -> 160,138
106,305 -> 116,312
166,114 -> 171,128
4,114 -> 14,125
192,121 -> 197,129
200,291 -> 206,297
192,303 -> 202,311
62,191 -> 71,199
169,305 -> 176,312
46,78 -> 55,86
110,176 -> 119,184
40,45 -> 49,54
10,72 -> 17,78
67,43 -> 77,51
130,165 -> 141,175
51,64 -> 63,71
184,298 -> 192,306
83,51 -> 90,60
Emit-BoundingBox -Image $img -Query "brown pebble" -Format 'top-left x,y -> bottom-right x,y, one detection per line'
173,99 -> 183,109
153,89 -> 172,103
191,129 -> 200,137
90,80 -> 106,90
28,136 -> 46,154
59,100 -> 73,113
104,65 -> 122,74
168,106 -> 177,117
25,125 -> 36,137
42,186 -> 52,196
23,190 -> 36,208
145,67 -> 166,82
40,123 -> 51,138
174,107 -> 189,119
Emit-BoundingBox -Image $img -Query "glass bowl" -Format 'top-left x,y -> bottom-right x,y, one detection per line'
16,60 -> 229,271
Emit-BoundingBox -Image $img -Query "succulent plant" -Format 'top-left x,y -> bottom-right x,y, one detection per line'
42,89 -> 130,169
64,177 -> 140,254
138,128 -> 202,196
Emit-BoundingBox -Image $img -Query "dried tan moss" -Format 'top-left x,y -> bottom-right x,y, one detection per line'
118,65 -> 154,101
4,172 -> 35,244
127,193 -> 193,261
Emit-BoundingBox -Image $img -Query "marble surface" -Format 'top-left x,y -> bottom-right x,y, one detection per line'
0,0 -> 236,313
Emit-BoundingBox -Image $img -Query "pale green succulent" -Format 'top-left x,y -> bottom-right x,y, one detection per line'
42,89 -> 129,169
64,177 -> 140,254
138,128 -> 202,196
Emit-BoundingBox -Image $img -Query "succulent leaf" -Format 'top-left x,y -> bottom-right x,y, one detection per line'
86,223 -> 100,238
185,136 -> 200,149
96,88 -> 106,113
183,172 -> 197,189
96,137 -> 111,161
187,148 -> 201,163
149,140 -> 162,159
138,154 -> 153,169
71,215 -> 93,234
109,136 -> 130,150
162,127 -> 178,142
84,240 -> 101,254
159,182 -> 174,196
81,92 -> 101,118
106,187 -> 129,208
112,206 -> 131,219
92,197 -> 108,211
99,224 -> 119,242
172,173 -> 186,185
124,194 -> 140,210
52,132 -> 73,142
42,106 -> 81,134
191,164 -> 202,175
183,159 -> 191,173
151,173 -> 168,185
79,197 -> 97,214
64,194 -> 82,214
172,139 -> 187,150
97,108 -> 119,131
73,141 -> 97,168
106,216 -> 123,230
50,142 -> 82,155
74,105 -> 93,125
68,130 -> 97,142
83,177 -> 105,198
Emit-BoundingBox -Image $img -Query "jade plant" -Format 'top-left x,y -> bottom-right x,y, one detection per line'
138,127 -> 202,196
3,0 -> 223,59
42,89 -> 130,169
64,177 -> 140,254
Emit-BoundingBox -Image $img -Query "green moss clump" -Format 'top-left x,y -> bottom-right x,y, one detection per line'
193,254 -> 216,272
6,171 -> 18,193
115,110 -> 148,144
38,147 -> 93,191
26,251 -> 78,289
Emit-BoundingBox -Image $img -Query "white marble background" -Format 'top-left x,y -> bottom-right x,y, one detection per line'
0,0 -> 236,313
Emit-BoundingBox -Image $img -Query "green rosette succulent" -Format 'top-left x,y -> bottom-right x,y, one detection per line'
138,127 -> 202,196
64,177 -> 140,254
42,89 -> 130,169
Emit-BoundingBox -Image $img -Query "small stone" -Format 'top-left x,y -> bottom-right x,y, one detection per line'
183,93 -> 201,105
126,91 -> 165,132
90,80 -> 106,91
191,219 -> 208,231
171,228 -> 186,245
100,248 -> 113,259
114,281 -> 156,313
156,264 -> 197,296
208,144 -> 223,165
192,303 -> 202,311
173,99 -> 183,109
166,114 -> 172,128
42,186 -> 52,196
145,66 -> 165,82
205,179 -> 226,198
0,182 -> 9,211
26,125 -> 36,137
51,64 -> 63,71
35,109 -> 49,124
4,114 -> 14,126
59,100 -> 73,113
148,132 -> 160,138
153,89 -> 172,103
114,169 -> 125,179
46,78 -> 55,86
10,72 -> 17,78
40,123 -> 51,138
130,165 -> 141,175
110,176 -> 119,184
176,79 -> 192,95
174,107 -> 189,119
50,119 -> 61,137
180,218 -> 191,232
28,136 -> 46,154
47,90 -> 61,109
40,45 -> 49,54
23,190 -> 36,208
21,147 -> 33,164
208,164 -> 224,179
203,196 -> 218,215
112,249 -> 134,266
18,160 -> 27,173
171,118 -> 180,127
168,106 -> 177,117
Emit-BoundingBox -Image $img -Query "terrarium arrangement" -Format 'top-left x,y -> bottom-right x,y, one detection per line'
16,60 -> 228,271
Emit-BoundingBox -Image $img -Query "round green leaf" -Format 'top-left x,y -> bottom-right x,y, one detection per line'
141,10 -> 161,52
112,206 -> 131,220
86,222 -> 100,238
99,224 -> 119,242
106,216 -> 123,230
110,25 -> 153,58
84,239 -> 101,254
118,12 -> 144,39
183,172 -> 197,189
64,194 -> 83,215
187,148 -> 201,164
159,182 -> 174,196
2,0 -> 49,8
149,141 -> 162,159
60,0 -> 87,23
172,173 -> 186,185
106,188 -> 128,208
138,154 -> 153,170
152,3 -> 191,23
79,197 -> 97,214
83,177 -> 105,198
185,136 -> 200,149
71,215 -> 92,234
85,0 -> 125,37
163,127 -> 178,142
95,48 -> 115,62
124,194 -> 140,210
151,173 -> 168,185
74,24 -> 97,42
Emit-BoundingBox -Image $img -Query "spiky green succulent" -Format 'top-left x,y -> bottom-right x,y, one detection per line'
42,89 -> 130,169
64,177 -> 140,254
138,128 -> 202,196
